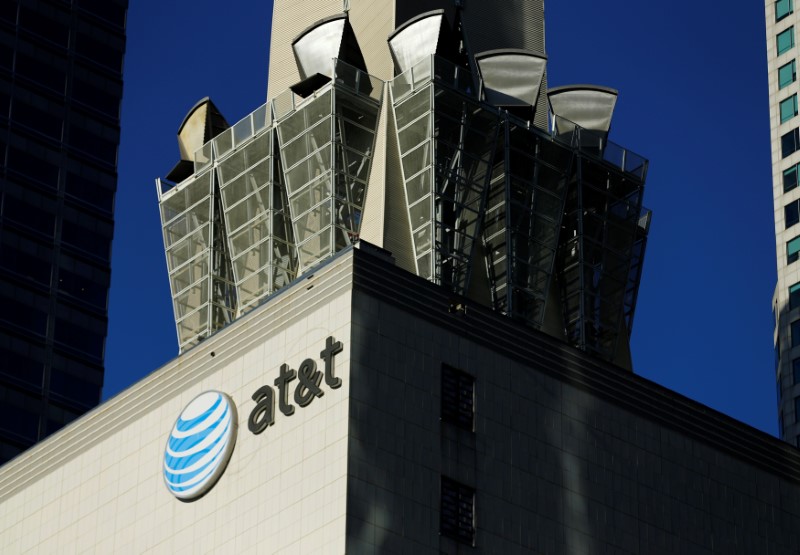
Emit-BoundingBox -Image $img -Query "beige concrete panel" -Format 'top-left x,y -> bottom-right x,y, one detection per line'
359,90 -> 389,246
348,0 -> 395,81
267,0 -> 342,101
382,96 -> 416,274
268,0 -> 395,102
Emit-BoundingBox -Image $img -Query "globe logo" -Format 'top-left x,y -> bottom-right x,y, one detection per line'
163,391 -> 237,500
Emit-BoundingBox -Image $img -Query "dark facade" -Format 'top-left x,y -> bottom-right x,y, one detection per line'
0,0 -> 127,463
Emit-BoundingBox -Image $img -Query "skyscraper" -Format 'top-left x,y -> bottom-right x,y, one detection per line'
767,0 -> 800,445
0,0 -> 128,463
3,3 -> 800,553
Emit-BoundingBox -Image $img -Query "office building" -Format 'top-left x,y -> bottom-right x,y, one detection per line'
1,246 -> 799,553
766,0 -> 800,445
3,2 -> 798,553
0,0 -> 128,463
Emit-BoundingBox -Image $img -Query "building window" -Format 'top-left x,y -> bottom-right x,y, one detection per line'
441,364 -> 475,431
782,128 -> 800,158
782,95 -> 799,123
778,0 -> 794,21
786,164 -> 800,192
780,60 -> 797,89
440,477 -> 475,545
793,358 -> 800,383
792,320 -> 800,346
796,397 -> 800,420
792,283 -> 800,310
787,200 -> 800,228
779,27 -> 796,55
789,236 -> 800,263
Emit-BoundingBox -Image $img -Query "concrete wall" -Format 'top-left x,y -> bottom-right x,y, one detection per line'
0,255 -> 355,554
347,250 -> 800,554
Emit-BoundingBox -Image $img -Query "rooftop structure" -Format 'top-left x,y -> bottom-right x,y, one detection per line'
156,3 -> 651,370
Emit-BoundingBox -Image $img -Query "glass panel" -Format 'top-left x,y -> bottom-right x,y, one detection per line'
294,202 -> 333,243
778,27 -> 795,55
229,217 -> 270,258
232,240 -> 270,280
395,89 -> 431,129
278,90 -> 332,145
166,227 -> 210,270
289,175 -> 332,217
409,196 -> 431,232
787,201 -> 800,228
159,172 -> 213,224
177,306 -> 209,346
793,319 -> 800,347
282,117 -> 332,168
785,164 -> 799,192
781,95 -> 798,123
788,236 -> 800,263
174,279 -> 209,317
413,223 -> 432,253
220,159 -> 270,208
233,116 -> 254,147
170,258 -> 209,293
780,60 -> 797,89
783,129 -> 799,158
213,128 -> 233,159
297,229 -> 332,268
163,201 -> 211,247
337,118 -> 375,155
401,142 -> 431,179
284,147 -> 332,196
778,0 -> 794,21
405,170 -> 432,205
791,282 -> 800,309
226,190 -> 270,233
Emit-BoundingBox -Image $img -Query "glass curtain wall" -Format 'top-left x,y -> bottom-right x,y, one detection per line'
158,170 -> 236,352
275,61 -> 383,273
482,119 -> 572,328
215,105 -> 295,316
391,56 -> 499,294
554,120 -> 648,361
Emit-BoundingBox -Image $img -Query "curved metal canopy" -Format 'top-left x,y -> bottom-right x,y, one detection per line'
547,85 -> 618,135
292,15 -> 367,81
475,49 -> 547,109
388,10 -> 456,76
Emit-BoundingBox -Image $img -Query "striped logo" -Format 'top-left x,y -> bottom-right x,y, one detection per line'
163,391 -> 237,500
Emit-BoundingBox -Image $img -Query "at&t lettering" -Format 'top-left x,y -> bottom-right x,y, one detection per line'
248,336 -> 343,434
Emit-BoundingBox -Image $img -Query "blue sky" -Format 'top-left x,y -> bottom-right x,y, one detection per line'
107,1 -> 777,435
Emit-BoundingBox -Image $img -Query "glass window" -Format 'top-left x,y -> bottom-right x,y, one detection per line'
787,200 -> 800,228
793,320 -> 800,346
780,60 -> 797,89
441,365 -> 475,431
782,95 -> 799,123
783,128 -> 800,158
786,164 -> 799,192
793,358 -> 800,383
792,283 -> 800,310
778,0 -> 794,21
779,27 -> 796,55
789,236 -> 800,263
440,477 -> 475,546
